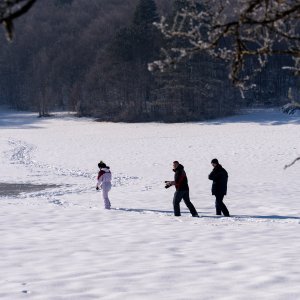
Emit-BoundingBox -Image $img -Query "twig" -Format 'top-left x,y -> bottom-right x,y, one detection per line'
284,157 -> 300,169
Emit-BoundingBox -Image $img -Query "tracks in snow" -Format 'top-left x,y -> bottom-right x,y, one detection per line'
5,139 -> 139,205
8,139 -> 95,180
8,139 -> 139,184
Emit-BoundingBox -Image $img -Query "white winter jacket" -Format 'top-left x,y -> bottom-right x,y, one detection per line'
97,167 -> 112,187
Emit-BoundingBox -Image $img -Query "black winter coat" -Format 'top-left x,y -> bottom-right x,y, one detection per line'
208,164 -> 228,195
174,164 -> 189,191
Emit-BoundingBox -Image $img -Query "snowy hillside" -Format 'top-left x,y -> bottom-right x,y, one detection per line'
1,107 -> 300,300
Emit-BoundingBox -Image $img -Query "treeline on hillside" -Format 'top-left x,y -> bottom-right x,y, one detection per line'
0,0 -> 296,121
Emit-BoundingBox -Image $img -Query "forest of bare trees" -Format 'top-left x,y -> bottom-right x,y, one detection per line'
0,0 -> 298,121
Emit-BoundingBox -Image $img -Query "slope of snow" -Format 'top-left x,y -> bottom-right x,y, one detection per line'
1,108 -> 299,300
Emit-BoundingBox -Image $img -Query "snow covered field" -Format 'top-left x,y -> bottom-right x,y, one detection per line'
1,107 -> 300,300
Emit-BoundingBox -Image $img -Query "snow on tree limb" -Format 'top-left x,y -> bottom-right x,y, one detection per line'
149,0 -> 300,89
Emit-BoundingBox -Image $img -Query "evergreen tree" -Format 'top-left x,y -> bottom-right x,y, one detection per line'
133,0 -> 159,28
130,0 -> 161,104
54,0 -> 73,6
112,0 -> 160,63
101,0 -> 162,120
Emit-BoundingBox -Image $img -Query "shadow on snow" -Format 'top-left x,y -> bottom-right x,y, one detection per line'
200,109 -> 300,126
0,110 -> 42,129
112,207 -> 175,214
112,208 -> 300,221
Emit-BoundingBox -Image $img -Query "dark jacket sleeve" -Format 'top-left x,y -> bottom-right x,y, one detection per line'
208,170 -> 217,181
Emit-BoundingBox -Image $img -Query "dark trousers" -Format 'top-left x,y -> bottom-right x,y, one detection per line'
173,190 -> 198,216
215,194 -> 230,216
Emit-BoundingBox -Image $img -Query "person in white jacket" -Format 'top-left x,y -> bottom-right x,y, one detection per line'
96,161 -> 112,209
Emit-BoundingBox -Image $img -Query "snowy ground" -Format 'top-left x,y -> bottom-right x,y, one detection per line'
0,107 -> 300,300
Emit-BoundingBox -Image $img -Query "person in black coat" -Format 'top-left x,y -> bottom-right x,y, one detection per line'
165,161 -> 199,217
208,158 -> 230,217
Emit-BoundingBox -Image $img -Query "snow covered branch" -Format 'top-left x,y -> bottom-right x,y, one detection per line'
149,0 -> 300,89
0,0 -> 36,40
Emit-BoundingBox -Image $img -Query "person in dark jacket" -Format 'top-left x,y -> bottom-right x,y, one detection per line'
208,158 -> 230,217
165,161 -> 199,217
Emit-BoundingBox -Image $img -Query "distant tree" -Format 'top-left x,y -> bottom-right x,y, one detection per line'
0,0 -> 36,40
82,0 -> 241,121
150,0 -> 239,121
133,0 -> 159,26
54,0 -> 73,6
113,0 -> 160,63
90,0 -> 162,121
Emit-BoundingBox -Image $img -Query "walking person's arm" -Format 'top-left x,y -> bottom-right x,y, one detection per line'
209,169 -> 220,181
165,180 -> 175,188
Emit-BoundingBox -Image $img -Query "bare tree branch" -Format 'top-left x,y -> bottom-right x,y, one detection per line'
284,157 -> 300,169
0,0 -> 36,41
149,0 -> 300,90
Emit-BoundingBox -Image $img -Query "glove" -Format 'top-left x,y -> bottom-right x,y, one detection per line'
165,181 -> 172,189
96,186 -> 99,190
